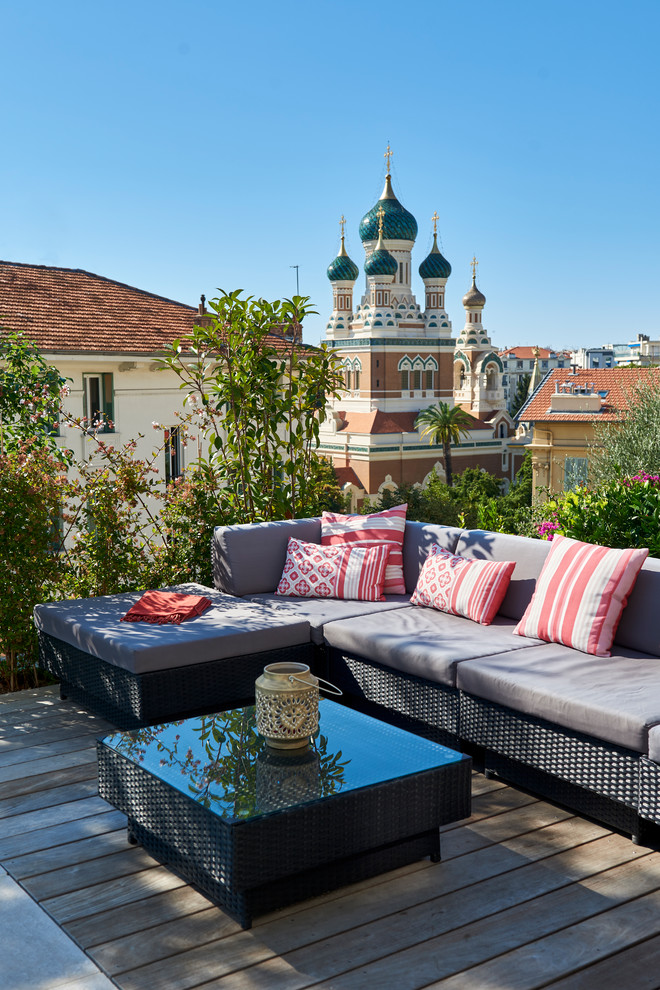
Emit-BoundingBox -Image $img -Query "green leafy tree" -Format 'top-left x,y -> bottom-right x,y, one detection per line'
414,402 -> 474,487
0,330 -> 71,456
157,291 -> 344,522
510,373 -> 531,418
590,372 -> 660,484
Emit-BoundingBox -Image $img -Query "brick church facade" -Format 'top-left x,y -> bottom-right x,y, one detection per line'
316,151 -> 520,505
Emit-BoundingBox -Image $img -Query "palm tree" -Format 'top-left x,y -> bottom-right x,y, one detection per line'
415,402 -> 473,487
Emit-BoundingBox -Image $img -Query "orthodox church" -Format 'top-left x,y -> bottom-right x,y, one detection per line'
317,149 -> 517,505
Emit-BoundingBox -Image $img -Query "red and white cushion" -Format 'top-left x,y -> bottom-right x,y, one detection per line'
321,504 -> 407,595
410,545 -> 516,625
275,538 -> 390,602
514,535 -> 648,656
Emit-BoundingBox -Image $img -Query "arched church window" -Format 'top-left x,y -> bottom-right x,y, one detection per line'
400,369 -> 409,390
412,370 -> 422,390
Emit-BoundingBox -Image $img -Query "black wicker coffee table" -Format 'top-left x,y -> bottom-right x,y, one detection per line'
97,700 -> 471,928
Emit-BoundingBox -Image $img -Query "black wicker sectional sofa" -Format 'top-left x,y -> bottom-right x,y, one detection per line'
34,515 -> 660,842
212,517 -> 660,843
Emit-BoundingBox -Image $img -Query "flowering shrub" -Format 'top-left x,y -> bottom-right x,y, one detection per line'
539,475 -> 660,556
0,442 -> 69,690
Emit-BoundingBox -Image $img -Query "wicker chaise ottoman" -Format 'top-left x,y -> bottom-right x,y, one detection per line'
34,584 -> 313,729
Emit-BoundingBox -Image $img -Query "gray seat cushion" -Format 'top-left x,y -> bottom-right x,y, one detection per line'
322,607 -> 542,688
457,643 -> 660,753
245,594 -> 410,644
614,555 -> 660,655
213,518 -> 321,596
455,530 -> 552,621
402,522 -> 464,594
34,584 -> 310,675
645,725 -> 660,764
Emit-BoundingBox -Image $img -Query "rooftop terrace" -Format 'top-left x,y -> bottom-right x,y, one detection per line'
4,686 -> 660,988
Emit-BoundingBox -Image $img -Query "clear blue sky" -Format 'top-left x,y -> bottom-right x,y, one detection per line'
2,0 -> 658,351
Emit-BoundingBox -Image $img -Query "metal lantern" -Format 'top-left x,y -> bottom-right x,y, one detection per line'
255,662 -> 320,749
255,662 -> 342,749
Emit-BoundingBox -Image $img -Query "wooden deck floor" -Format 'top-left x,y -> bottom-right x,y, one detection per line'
4,688 -> 660,990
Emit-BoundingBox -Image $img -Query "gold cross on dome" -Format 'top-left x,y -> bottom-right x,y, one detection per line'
339,215 -> 346,238
471,255 -> 479,280
431,211 -> 439,234
376,204 -> 385,236
384,143 -> 393,175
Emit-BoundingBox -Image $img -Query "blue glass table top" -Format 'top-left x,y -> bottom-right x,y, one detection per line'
100,699 -> 466,823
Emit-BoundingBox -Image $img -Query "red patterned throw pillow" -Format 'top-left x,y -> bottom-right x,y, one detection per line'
276,538 -> 390,602
321,504 -> 407,595
410,544 -> 516,625
513,535 -> 648,656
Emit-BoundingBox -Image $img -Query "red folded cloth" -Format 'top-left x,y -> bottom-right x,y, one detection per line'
120,590 -> 213,625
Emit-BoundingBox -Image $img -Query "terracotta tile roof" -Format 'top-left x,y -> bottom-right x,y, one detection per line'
499,346 -> 572,360
335,408 -> 491,435
0,261 -> 294,355
334,466 -> 366,490
519,368 -> 658,423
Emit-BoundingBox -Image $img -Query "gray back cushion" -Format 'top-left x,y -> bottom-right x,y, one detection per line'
402,522 -> 463,594
614,555 -> 660,655
213,518 -> 321,596
456,530 -> 553,621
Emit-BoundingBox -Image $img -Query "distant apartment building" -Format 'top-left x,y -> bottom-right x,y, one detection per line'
498,346 -> 572,411
516,367 -> 653,498
574,336 -> 660,369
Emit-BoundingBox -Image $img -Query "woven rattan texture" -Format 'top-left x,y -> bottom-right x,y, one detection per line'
461,693 -> 639,808
639,757 -> 660,824
97,732 -> 470,928
40,632 -> 315,729
487,752 -> 640,836
328,648 -> 460,746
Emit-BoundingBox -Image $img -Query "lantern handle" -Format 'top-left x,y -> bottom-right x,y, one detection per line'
289,674 -> 343,697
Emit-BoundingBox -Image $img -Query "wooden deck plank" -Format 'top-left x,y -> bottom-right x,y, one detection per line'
0,795 -> 111,840
544,933 -> 660,989
108,819 -> 626,990
66,886 -> 224,947
3,827 -> 130,879
426,885 -> 660,989
0,759 -> 98,798
0,808 -> 126,860
43,865 -> 189,923
0,777 -> 99,819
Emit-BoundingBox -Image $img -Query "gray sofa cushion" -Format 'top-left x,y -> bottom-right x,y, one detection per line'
614,556 -> 660,655
33,584 -> 310,675
213,518 -> 321,596
403,522 -> 463,594
245,594 -> 410,644
322,607 -> 541,688
456,642 -> 660,753
456,530 -> 552,621
645,725 -> 660,764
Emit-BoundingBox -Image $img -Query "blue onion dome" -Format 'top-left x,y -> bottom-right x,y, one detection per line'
359,174 -> 418,243
463,275 -> 486,308
327,236 -> 359,282
364,229 -> 398,277
419,233 -> 452,280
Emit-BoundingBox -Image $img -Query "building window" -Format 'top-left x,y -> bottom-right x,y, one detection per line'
516,360 -> 523,369
400,370 -> 409,390
499,423 -> 507,438
411,370 -> 422,390
541,360 -> 548,369
502,451 -> 509,470
83,373 -> 114,432
424,369 -> 433,390
564,456 -> 589,491
353,369 -> 360,391
165,427 -> 182,485
399,262 -> 404,283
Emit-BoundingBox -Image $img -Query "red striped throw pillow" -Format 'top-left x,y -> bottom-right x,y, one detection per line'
276,538 -> 390,602
410,545 -> 516,625
321,504 -> 407,595
513,535 -> 648,656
